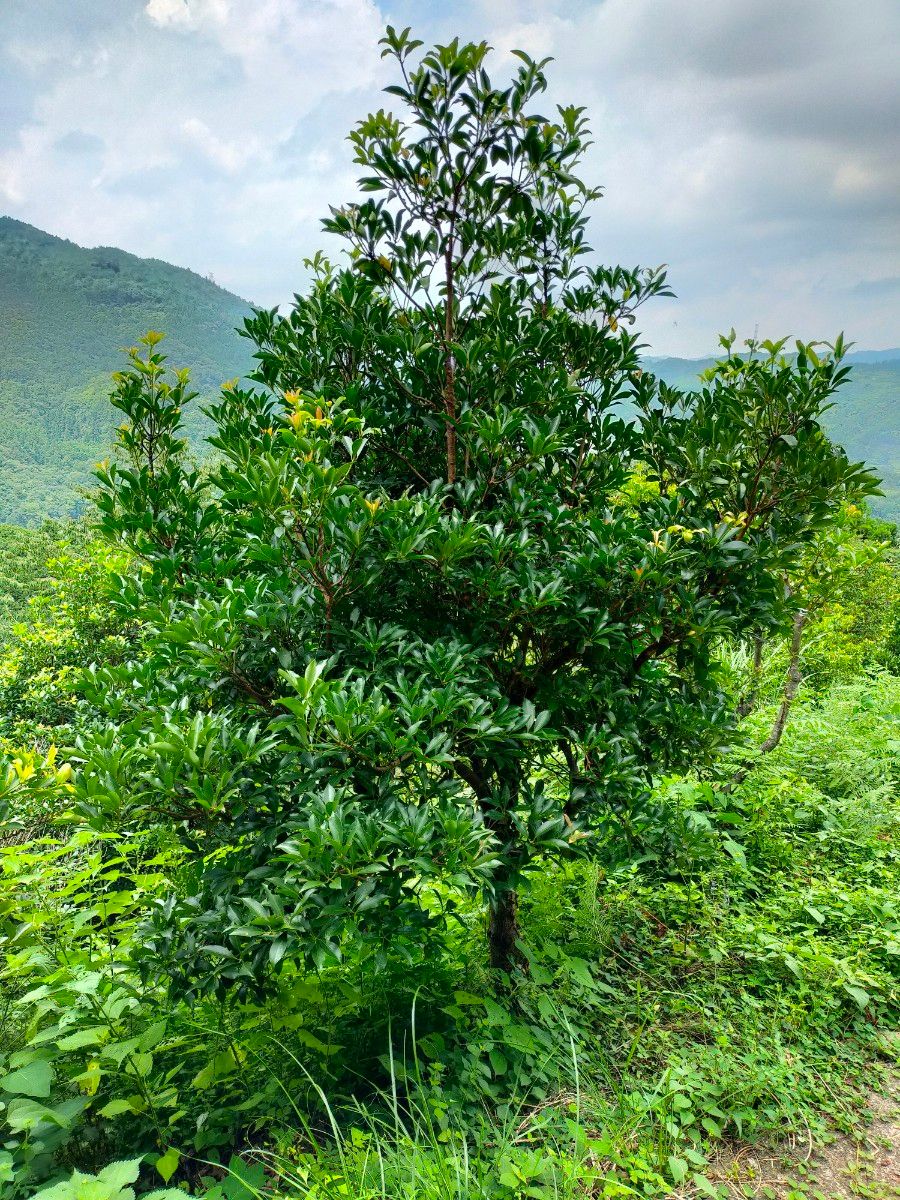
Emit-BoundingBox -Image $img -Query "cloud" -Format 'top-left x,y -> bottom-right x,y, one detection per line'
0,0 -> 386,282
467,0 -> 900,351
181,117 -> 251,174
54,130 -> 105,156
144,0 -> 191,26
0,0 -> 897,354
144,0 -> 228,30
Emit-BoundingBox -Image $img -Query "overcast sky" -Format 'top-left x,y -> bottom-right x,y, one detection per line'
1,0 -> 898,356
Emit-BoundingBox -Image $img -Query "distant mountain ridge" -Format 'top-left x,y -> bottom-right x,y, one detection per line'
647,347 -> 900,368
841,348 -> 900,363
0,216 -> 897,525
0,216 -> 254,524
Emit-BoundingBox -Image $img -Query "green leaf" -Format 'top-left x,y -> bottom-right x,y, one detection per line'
692,1173 -> 721,1198
483,998 -> 510,1025
96,1159 -> 143,1188
56,1027 -> 107,1051
0,1151 -> 14,1183
192,1047 -> 238,1089
128,1051 -> 154,1077
668,1156 -> 688,1184
139,1020 -> 167,1051
155,1147 -> 181,1184
842,984 -> 871,1009
722,838 -> 746,868
565,956 -> 595,987
102,1037 -> 142,1066
99,1098 -> 139,1118
5,1097 -> 69,1132
220,1155 -> 266,1200
1,1058 -> 53,1097
295,1028 -> 341,1056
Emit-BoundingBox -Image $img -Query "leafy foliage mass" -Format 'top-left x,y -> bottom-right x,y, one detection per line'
650,353 -> 900,525
0,27 -> 897,1200
1,238 -> 898,530
88,30 -> 877,988
0,650 -> 897,1196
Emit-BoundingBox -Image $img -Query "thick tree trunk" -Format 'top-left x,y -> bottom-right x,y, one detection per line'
488,887 -> 520,973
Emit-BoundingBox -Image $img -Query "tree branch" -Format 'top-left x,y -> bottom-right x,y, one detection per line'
728,608 -> 808,789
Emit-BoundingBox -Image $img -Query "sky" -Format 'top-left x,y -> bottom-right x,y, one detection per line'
1,0 -> 898,357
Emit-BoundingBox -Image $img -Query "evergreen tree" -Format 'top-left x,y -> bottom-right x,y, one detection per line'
83,30 -> 878,993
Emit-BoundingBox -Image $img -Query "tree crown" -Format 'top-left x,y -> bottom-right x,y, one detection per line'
84,31 -> 879,994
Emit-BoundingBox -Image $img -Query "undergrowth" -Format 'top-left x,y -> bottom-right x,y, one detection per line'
0,674 -> 896,1197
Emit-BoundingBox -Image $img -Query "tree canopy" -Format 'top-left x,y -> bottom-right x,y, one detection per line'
82,29 -> 879,993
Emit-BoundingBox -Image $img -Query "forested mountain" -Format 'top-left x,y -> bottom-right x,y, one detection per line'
650,350 -> 900,523
0,217 -> 253,524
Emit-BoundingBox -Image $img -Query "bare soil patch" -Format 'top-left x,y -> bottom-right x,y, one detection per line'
710,1061 -> 899,1199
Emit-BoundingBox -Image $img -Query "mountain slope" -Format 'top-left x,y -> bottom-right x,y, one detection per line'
0,217 -> 253,524
648,353 -> 900,524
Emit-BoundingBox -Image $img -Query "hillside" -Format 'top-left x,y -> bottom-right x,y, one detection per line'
649,351 -> 900,524
0,217 -> 253,524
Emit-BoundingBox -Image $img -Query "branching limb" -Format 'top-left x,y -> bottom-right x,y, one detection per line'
728,608 -> 808,789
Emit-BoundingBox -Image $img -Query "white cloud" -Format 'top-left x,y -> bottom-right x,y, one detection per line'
145,0 -> 191,27
144,0 -> 228,30
181,117 -> 253,174
833,162 -> 880,198
0,0 -> 897,354
0,163 -> 23,205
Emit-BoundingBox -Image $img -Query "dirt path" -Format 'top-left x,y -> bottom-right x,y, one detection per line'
711,1065 -> 899,1199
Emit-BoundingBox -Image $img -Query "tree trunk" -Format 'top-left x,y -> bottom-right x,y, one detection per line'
488,887 -> 520,973
736,631 -> 764,718
729,608 -> 808,789
757,608 -> 807,754
444,354 -> 457,485
443,259 -> 457,486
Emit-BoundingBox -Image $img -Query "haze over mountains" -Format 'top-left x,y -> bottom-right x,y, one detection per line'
1,216 -> 898,526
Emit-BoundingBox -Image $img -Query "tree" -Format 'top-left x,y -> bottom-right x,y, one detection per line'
0,520 -> 132,746
729,499 -> 894,780
81,30 -> 878,993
